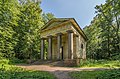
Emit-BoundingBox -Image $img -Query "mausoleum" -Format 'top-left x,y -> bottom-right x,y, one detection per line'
40,18 -> 87,66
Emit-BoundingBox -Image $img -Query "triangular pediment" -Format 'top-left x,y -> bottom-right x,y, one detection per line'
42,18 -> 71,30
41,18 -> 88,40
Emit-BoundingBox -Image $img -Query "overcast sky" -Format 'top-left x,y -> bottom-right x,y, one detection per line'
41,0 -> 105,28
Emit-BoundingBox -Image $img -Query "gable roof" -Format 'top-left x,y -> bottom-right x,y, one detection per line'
42,18 -> 71,30
41,18 -> 88,40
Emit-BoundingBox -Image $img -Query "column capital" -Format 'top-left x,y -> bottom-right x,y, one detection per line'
47,35 -> 53,38
41,38 -> 46,40
56,33 -> 63,36
66,30 -> 74,33
74,34 -> 79,37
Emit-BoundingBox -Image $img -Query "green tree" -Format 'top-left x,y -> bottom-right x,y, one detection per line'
0,0 -> 20,58
95,0 -> 120,59
42,13 -> 55,24
14,0 -> 44,59
84,0 -> 120,60
84,16 -> 102,59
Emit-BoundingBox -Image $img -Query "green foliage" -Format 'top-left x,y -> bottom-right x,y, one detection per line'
0,0 -> 55,60
0,59 -> 9,65
42,13 -> 55,23
70,71 -> 105,79
96,69 -> 120,79
0,0 -> 20,58
79,59 -> 120,68
70,69 -> 120,79
14,1 -> 44,59
84,0 -> 120,60
0,57 -> 25,65
9,58 -> 26,64
0,65 -> 55,79
0,53 -> 4,59
0,60 -> 55,79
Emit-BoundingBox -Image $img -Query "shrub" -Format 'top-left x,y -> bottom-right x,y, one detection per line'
9,58 -> 26,64
0,59 -> 9,65
0,53 -> 3,58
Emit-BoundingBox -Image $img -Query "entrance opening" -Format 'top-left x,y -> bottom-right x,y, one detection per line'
61,46 -> 64,60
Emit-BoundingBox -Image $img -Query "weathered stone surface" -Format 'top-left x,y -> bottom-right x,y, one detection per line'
40,18 -> 87,66
64,59 -> 80,66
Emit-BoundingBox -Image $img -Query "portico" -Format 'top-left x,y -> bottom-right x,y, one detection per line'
40,18 -> 87,65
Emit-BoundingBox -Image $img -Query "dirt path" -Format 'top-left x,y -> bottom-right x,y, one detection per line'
17,64 -> 109,79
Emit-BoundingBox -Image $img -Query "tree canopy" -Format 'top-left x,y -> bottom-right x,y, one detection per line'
84,0 -> 120,60
0,0 -> 55,59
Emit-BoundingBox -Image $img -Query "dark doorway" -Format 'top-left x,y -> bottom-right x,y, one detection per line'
61,46 -> 64,60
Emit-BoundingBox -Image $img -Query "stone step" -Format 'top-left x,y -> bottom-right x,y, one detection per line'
31,60 -> 65,67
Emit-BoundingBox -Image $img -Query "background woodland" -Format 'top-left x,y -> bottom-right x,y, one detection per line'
0,0 -> 120,60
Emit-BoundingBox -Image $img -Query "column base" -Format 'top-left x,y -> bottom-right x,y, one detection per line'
64,59 -> 80,67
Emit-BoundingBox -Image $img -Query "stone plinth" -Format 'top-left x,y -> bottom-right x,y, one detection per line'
64,59 -> 80,67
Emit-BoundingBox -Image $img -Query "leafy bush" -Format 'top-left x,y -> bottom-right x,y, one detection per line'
96,69 -> 120,79
0,53 -> 4,59
9,58 -> 26,64
112,54 -> 120,60
0,58 -> 25,65
0,59 -> 9,65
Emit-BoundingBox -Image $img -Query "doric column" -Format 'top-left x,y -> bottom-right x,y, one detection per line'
48,35 -> 52,60
57,33 -> 62,60
67,30 -> 74,59
41,38 -> 45,60
83,42 -> 86,59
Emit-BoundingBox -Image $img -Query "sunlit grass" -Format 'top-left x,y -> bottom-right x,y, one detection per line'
79,59 -> 120,68
0,59 -> 56,79
69,69 -> 120,79
69,71 -> 103,79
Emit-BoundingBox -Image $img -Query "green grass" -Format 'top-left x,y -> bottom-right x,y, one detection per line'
69,71 -> 104,79
71,59 -> 120,79
69,69 -> 120,79
79,59 -> 120,68
0,59 -> 56,79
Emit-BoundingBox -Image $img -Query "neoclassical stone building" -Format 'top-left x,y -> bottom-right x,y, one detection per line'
40,18 -> 87,65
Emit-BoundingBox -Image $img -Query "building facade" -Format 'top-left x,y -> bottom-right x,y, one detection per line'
40,18 -> 87,66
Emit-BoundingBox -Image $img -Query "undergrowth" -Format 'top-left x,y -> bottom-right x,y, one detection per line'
0,59 -> 56,79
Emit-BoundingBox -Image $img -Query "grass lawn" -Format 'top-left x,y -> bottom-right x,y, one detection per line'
69,69 -> 120,79
0,59 -> 56,79
79,59 -> 120,68
69,70 -> 105,79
